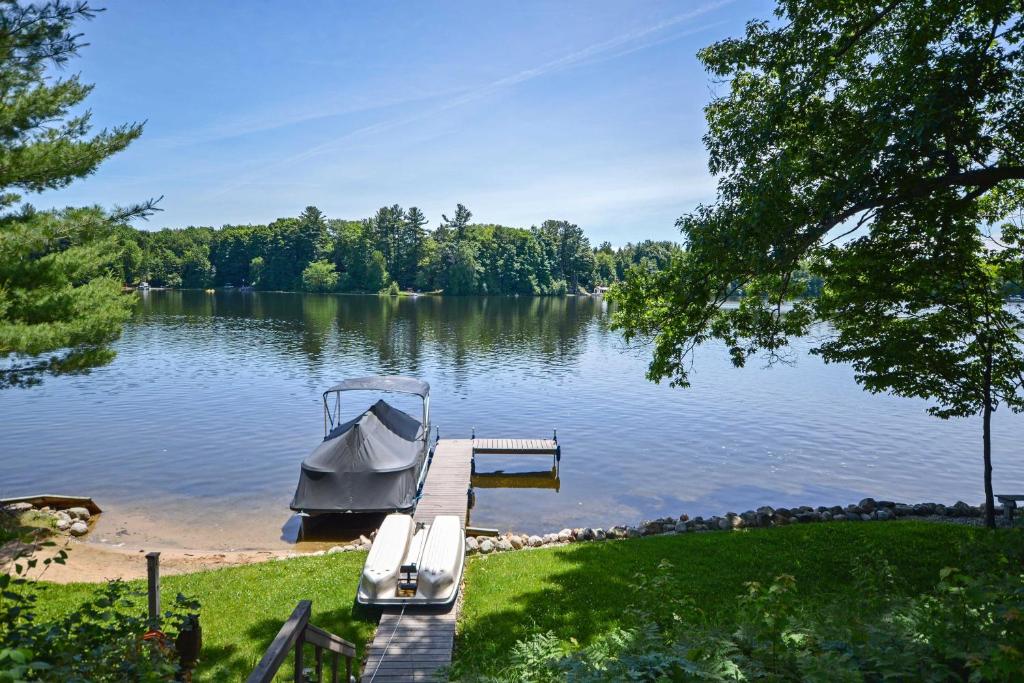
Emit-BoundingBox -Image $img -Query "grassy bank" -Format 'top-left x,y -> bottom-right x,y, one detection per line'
23,522 -> 1021,680
31,553 -> 378,680
455,521 -> 1020,676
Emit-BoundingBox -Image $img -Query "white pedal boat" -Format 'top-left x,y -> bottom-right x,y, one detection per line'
357,513 -> 465,607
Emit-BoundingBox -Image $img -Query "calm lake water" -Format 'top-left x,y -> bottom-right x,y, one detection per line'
2,291 -> 1022,550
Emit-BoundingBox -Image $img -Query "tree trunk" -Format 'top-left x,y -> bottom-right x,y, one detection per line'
983,349 -> 995,529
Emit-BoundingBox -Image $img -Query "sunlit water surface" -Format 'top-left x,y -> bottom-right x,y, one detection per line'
1,291 -> 1021,550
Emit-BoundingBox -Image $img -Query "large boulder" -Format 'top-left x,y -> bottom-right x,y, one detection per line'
479,539 -> 494,554
557,528 -> 574,542
67,507 -> 92,521
528,535 -> 543,548
466,537 -> 479,554
68,521 -> 89,537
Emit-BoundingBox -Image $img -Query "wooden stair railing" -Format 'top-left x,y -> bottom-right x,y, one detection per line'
246,600 -> 356,683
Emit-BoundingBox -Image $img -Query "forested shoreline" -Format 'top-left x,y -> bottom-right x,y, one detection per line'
117,204 -> 681,295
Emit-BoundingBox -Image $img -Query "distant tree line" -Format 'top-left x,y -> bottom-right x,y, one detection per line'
116,204 -> 683,295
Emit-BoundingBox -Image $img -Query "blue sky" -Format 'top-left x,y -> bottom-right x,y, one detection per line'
36,0 -> 771,245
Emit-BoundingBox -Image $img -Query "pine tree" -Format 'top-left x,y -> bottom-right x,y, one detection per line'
399,206 -> 428,288
0,2 -> 155,388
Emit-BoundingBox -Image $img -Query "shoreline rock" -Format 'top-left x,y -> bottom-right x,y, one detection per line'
7,495 -> 997,564
1,501 -> 97,540
462,498 -> 1004,557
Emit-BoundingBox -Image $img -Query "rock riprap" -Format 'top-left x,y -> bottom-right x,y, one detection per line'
0,501 -> 97,539
460,498 -> 997,557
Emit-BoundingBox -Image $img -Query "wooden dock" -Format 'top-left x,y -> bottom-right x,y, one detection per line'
412,439 -> 474,528
472,436 -> 559,457
361,435 -> 560,681
361,439 -> 473,682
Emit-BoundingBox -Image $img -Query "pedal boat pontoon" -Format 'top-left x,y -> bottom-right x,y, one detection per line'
290,376 -> 432,516
357,513 -> 465,607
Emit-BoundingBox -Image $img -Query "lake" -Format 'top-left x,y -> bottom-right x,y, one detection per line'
2,291 -> 1022,551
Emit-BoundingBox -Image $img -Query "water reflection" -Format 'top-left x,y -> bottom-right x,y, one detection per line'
472,466 -> 561,492
137,291 -> 603,382
1,290 -> 1021,550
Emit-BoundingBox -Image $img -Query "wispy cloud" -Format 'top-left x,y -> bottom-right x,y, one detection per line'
152,87 -> 468,149
206,0 -> 733,199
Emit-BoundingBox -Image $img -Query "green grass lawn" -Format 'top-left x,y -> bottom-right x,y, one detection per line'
455,521 -> 1019,676
23,521 -> 1021,681
32,552 -> 379,681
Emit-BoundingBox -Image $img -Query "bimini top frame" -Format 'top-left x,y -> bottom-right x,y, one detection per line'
322,375 -> 430,438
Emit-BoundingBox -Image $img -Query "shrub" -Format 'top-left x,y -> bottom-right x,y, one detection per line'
1,550 -> 199,682
381,281 -> 401,296
300,259 -> 339,293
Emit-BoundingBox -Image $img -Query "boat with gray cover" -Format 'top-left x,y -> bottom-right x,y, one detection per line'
290,376 -> 432,515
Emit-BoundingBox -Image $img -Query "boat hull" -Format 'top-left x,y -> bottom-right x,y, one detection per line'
357,514 -> 465,607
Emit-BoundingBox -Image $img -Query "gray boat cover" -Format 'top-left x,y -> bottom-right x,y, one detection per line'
290,400 -> 428,513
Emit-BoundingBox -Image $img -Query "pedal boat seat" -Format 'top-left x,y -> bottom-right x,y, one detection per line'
360,514 -> 414,599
